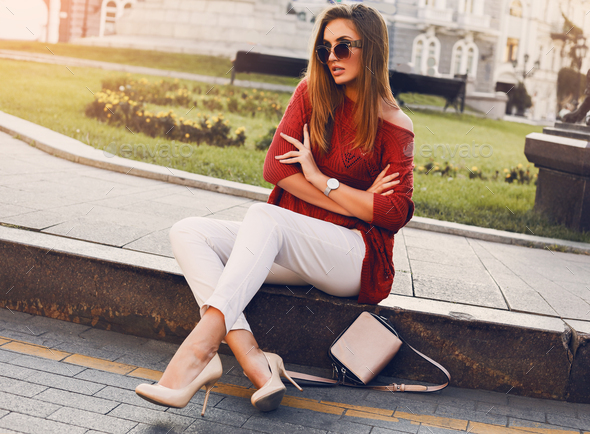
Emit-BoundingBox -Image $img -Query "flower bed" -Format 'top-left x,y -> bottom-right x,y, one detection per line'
85,88 -> 246,148
414,161 -> 537,185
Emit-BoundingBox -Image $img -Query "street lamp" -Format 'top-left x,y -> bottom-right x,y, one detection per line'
512,53 -> 540,80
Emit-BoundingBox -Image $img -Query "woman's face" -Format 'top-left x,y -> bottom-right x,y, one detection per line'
321,18 -> 362,88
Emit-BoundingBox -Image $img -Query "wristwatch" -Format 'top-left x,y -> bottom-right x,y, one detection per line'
324,178 -> 340,197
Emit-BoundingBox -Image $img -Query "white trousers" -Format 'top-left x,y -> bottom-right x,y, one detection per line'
169,202 -> 366,335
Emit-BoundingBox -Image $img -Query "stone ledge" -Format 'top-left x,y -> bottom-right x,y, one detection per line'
1,109 -> 588,255
1,225 -> 588,403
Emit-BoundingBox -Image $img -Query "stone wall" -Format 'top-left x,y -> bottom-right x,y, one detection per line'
114,0 -> 316,58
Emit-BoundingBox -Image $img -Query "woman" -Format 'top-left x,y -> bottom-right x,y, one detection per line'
135,3 -> 415,416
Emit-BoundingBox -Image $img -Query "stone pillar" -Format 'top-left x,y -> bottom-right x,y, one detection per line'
524,123 -> 590,232
46,0 -> 61,43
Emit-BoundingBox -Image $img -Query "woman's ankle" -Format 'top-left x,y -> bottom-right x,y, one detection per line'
244,350 -> 271,389
158,345 -> 216,389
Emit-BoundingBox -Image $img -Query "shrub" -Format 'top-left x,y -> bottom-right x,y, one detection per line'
506,81 -> 532,116
85,90 -> 245,148
256,125 -> 278,151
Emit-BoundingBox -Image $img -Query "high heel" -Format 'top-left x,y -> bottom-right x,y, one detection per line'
135,353 -> 223,416
251,352 -> 303,412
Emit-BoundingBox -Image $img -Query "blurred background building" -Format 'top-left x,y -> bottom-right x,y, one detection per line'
2,0 -> 588,121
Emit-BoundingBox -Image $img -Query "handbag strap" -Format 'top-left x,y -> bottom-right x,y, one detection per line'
283,334 -> 451,392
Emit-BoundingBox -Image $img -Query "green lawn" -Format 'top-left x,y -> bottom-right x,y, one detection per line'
0,55 -> 588,244
0,40 -> 301,87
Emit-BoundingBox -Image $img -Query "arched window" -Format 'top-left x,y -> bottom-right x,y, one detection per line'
509,0 -> 523,17
104,1 -> 117,35
454,46 -> 463,75
451,38 -> 479,77
415,40 -> 423,74
427,41 -> 437,76
99,0 -> 136,37
466,47 -> 475,75
411,32 -> 441,76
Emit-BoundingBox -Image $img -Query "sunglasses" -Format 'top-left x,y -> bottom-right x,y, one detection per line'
315,40 -> 363,65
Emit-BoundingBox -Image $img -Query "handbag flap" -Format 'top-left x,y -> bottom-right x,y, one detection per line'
330,312 -> 402,384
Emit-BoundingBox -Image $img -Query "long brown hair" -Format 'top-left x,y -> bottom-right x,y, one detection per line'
303,3 -> 399,158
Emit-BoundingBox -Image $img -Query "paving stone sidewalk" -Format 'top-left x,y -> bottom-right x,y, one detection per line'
1,131 -> 589,325
0,308 -> 589,434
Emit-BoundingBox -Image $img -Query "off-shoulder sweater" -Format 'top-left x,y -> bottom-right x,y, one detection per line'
263,78 -> 415,305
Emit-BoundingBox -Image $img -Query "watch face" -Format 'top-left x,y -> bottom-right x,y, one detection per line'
327,178 -> 339,189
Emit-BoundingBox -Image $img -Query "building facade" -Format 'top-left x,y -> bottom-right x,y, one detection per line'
492,0 -> 589,121
10,0 -> 588,120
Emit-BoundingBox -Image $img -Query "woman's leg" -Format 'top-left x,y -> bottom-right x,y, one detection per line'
202,202 -> 366,333
159,203 -> 365,390
161,203 -> 365,390
160,215 -> 313,389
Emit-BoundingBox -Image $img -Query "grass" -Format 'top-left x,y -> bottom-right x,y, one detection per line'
0,40 -> 301,88
0,55 -> 588,244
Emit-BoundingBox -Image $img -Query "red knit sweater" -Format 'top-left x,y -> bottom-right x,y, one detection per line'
263,78 -> 415,304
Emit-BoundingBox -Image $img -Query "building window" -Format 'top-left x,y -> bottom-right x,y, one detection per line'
466,47 -> 475,75
100,0 -> 135,38
454,46 -> 463,74
411,32 -> 441,76
509,0 -> 522,17
450,38 -> 479,77
415,40 -> 423,73
504,37 -> 519,63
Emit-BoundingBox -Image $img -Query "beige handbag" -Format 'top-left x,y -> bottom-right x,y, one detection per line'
285,311 -> 451,392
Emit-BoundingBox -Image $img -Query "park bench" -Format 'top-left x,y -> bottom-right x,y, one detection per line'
230,51 -> 467,113
230,51 -> 308,85
389,71 -> 468,113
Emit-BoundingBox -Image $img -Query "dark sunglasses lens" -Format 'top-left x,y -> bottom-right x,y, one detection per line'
317,47 -> 332,64
334,43 -> 350,59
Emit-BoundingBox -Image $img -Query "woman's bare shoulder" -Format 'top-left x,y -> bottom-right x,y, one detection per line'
382,100 -> 414,133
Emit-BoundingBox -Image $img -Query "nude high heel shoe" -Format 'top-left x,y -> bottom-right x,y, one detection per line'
135,353 -> 223,416
251,352 -> 303,412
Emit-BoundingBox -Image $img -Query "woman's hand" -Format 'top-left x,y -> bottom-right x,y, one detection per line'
367,164 -> 400,196
276,124 -> 322,183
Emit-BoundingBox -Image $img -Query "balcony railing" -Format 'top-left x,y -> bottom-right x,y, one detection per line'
417,7 -> 454,23
457,13 -> 491,28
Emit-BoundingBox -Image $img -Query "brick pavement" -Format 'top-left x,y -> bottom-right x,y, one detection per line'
0,309 -> 588,433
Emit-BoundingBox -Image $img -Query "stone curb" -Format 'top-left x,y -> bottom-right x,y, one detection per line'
1,224 -> 588,403
1,109 -> 588,255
